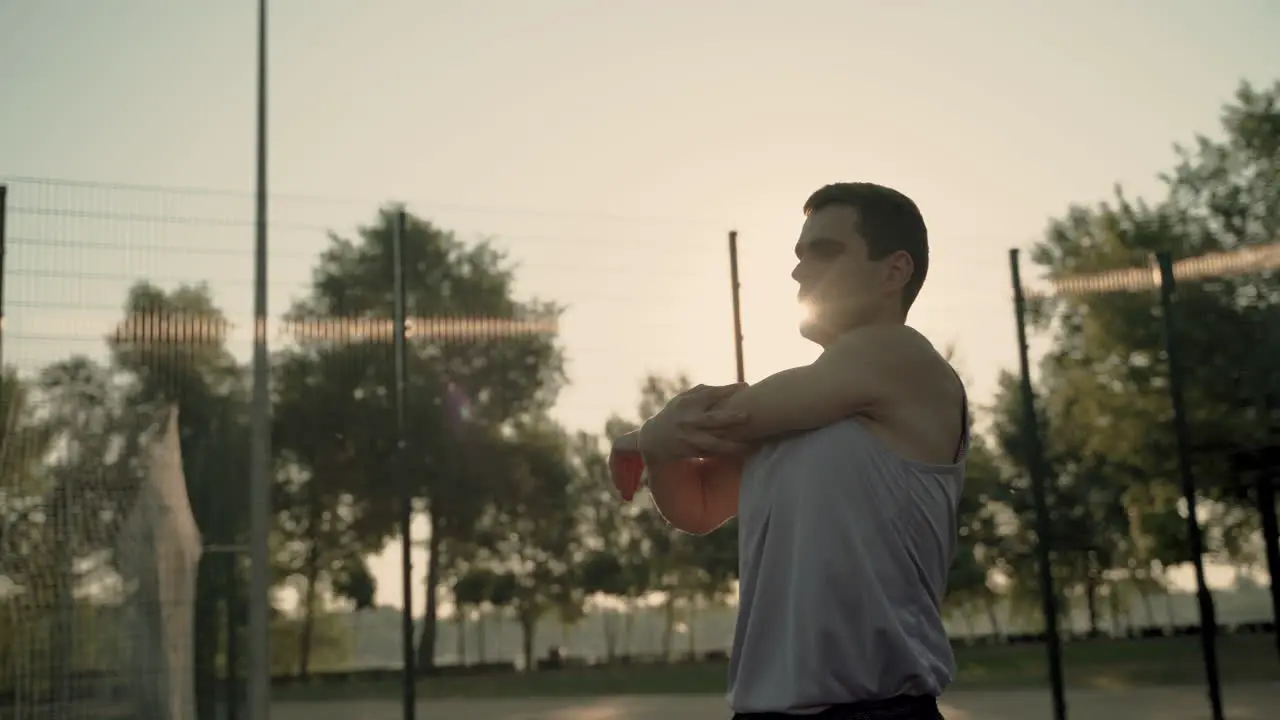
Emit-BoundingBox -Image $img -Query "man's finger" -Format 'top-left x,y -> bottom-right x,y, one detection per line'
682,410 -> 749,430
691,382 -> 748,403
684,431 -> 748,457
612,430 -> 641,453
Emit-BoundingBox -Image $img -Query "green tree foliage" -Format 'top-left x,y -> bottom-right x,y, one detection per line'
988,80 -> 1280,627
275,207 -> 566,668
6,78 -> 1275,688
111,282 -> 250,719
272,346 -> 387,677
467,420 -> 579,670
606,374 -> 740,658
946,433 -> 1007,636
2,281 -> 251,719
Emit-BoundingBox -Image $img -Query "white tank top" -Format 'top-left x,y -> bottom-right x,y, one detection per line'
727,410 -> 967,713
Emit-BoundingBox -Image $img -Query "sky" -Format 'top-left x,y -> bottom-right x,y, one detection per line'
1,0 -> 1277,610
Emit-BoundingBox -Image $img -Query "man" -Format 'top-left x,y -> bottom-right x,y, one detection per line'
612,183 -> 966,719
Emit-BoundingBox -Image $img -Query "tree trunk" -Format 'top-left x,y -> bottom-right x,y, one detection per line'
1107,585 -> 1123,636
193,557 -> 220,720
298,497 -> 323,678
1138,587 -> 1155,631
984,597 -> 1002,638
415,505 -> 443,670
455,610 -> 467,665
686,598 -> 698,658
1085,576 -> 1100,637
661,596 -> 677,660
602,611 -> 618,661
224,554 -> 243,720
519,609 -> 537,671
623,602 -> 635,656
297,558 -> 320,678
1163,569 -> 1178,629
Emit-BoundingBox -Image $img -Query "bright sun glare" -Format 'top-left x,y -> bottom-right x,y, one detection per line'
794,300 -> 815,327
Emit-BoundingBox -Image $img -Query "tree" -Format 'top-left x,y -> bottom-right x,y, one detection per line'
988,80 -> 1280,631
0,368 -> 54,494
614,373 -> 739,658
108,281 -> 250,719
331,556 -> 378,610
469,419 -> 580,670
280,207 -> 566,669
945,434 -> 1008,638
568,429 -> 647,660
578,550 -> 628,659
452,566 -> 497,663
9,281 -> 250,720
272,345 -> 387,677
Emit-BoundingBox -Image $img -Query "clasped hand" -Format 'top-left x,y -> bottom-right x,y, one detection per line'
637,383 -> 751,461
608,383 -> 750,502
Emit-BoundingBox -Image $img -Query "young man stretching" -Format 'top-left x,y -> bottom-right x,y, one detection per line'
613,183 -> 966,719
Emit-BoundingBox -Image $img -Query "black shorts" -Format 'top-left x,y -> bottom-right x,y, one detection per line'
732,695 -> 942,720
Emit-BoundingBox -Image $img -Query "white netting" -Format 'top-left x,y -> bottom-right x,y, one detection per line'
0,405 -> 202,720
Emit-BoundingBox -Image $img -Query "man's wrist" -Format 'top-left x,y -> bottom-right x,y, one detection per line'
637,419 -> 673,465
636,419 -> 655,456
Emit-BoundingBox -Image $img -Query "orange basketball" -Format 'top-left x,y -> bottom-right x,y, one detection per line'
609,448 -> 645,502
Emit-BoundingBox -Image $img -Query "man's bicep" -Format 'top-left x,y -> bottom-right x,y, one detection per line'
711,334 -> 908,442
711,366 -> 849,441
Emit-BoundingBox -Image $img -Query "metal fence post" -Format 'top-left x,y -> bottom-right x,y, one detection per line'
392,210 -> 417,720
247,0 -> 272,717
1155,252 -> 1224,720
1009,249 -> 1067,720
1,183 -> 7,372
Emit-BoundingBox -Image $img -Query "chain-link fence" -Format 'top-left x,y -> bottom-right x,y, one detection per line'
1005,238 -> 1280,720
0,176 -> 750,718
3,174 -> 1277,720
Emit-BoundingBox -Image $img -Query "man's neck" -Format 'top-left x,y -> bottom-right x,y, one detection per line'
818,315 -> 908,348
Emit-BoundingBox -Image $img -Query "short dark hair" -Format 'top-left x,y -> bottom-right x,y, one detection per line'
803,182 -> 929,310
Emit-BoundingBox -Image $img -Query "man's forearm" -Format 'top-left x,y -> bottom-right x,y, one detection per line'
711,365 -> 860,443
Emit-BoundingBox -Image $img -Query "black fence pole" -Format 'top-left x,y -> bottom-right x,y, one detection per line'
1,183 -> 7,372
1254,313 -> 1280,664
227,554 -> 241,720
392,209 -> 417,720
1155,251 -> 1224,720
247,1 -> 272,717
1257,452 -> 1280,663
1008,249 -> 1067,720
728,230 -> 745,384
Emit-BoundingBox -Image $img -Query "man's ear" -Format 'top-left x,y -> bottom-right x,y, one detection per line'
884,250 -> 914,292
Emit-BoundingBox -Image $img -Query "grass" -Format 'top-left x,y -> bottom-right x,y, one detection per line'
272,633 -> 1280,702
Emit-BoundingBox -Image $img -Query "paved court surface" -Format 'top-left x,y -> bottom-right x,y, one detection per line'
272,683 -> 1280,720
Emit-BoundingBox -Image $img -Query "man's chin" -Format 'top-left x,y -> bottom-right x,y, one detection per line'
798,319 -> 831,346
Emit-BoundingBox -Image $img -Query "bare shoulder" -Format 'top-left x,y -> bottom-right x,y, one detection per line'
825,326 -> 964,462
824,325 -> 949,373
822,325 -> 962,409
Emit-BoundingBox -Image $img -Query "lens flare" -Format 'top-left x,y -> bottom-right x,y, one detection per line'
796,300 -> 816,326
